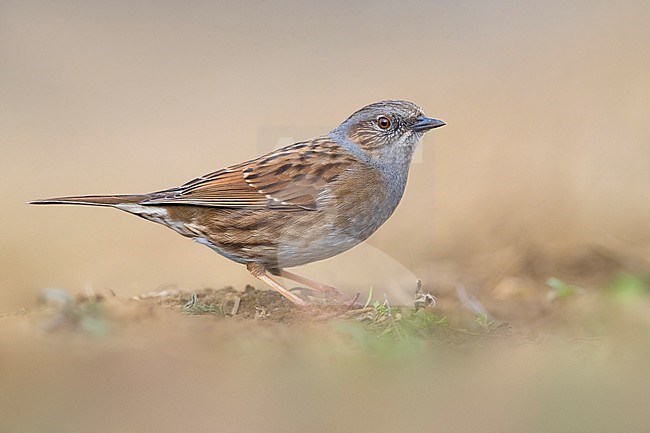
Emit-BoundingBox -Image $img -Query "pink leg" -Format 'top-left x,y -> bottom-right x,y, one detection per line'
247,263 -> 306,306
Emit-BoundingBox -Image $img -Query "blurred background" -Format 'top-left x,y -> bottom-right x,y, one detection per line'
1,0 -> 649,307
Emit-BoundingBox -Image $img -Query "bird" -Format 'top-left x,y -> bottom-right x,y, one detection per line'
31,100 -> 445,306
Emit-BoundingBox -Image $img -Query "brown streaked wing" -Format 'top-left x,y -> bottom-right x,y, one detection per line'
142,138 -> 356,211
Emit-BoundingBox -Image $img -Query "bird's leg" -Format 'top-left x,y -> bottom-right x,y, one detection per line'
247,263 -> 307,307
274,269 -> 351,304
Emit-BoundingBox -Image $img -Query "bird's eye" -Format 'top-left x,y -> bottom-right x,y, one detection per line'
376,116 -> 391,130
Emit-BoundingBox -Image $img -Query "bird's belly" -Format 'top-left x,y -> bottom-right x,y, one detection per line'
163,204 -> 391,269
273,227 -> 363,268
271,206 -> 389,268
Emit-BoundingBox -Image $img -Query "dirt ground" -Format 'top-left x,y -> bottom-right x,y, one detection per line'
14,242 -> 644,330
1,244 -> 649,433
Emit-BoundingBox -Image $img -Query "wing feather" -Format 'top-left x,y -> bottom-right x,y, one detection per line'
142,139 -> 355,211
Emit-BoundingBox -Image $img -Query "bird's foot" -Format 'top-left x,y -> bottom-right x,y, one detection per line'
289,285 -> 357,307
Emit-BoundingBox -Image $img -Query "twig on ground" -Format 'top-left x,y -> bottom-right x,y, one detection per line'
230,296 -> 241,316
384,294 -> 402,339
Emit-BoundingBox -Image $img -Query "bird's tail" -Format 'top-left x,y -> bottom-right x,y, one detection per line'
29,194 -> 148,207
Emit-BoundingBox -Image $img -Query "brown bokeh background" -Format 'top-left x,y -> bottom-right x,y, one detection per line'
2,0 -> 649,309
2,3 -> 650,433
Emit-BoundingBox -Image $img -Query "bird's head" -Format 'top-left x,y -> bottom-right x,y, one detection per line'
331,100 -> 445,164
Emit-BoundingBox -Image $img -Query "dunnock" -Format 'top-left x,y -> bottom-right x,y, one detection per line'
31,100 -> 445,306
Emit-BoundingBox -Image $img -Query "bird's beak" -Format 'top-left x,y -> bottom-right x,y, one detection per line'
413,115 -> 446,132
